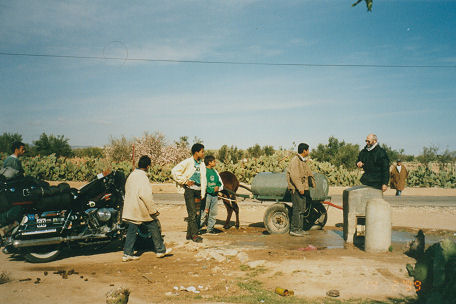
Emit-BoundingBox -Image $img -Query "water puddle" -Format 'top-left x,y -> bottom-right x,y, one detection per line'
220,227 -> 455,251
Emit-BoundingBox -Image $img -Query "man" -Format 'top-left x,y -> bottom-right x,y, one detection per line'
171,143 -> 206,243
390,159 -> 408,196
356,134 -> 390,192
286,143 -> 315,237
121,155 -> 172,262
2,141 -> 26,179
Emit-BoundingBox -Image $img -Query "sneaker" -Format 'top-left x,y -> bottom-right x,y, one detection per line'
289,230 -> 309,237
192,236 -> 203,243
207,229 -> 218,235
122,254 -> 140,262
156,248 -> 173,258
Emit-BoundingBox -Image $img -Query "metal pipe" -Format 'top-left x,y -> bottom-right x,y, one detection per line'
12,234 -> 108,248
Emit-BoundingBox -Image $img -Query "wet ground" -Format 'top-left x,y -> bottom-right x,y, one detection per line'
205,226 -> 456,253
154,193 -> 456,207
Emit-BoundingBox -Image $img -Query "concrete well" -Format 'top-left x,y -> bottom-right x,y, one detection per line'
343,185 -> 383,243
365,198 -> 392,252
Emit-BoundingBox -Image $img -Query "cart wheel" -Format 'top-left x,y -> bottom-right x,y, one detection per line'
308,202 -> 328,230
263,203 -> 291,234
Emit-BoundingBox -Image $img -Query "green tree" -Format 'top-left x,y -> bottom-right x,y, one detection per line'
311,136 -> 360,170
263,145 -> 275,156
247,144 -> 262,158
416,146 -> 439,168
217,145 -> 244,164
0,132 -> 23,153
33,133 -> 73,157
104,135 -> 133,162
73,147 -> 104,158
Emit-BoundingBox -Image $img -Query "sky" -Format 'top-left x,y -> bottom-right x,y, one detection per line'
1,0 -> 455,155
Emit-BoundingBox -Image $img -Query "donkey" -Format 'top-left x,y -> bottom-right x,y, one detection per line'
218,171 -> 251,229
219,171 -> 240,229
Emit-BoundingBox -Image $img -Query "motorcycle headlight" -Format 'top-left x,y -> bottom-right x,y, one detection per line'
96,208 -> 112,222
20,215 -> 28,225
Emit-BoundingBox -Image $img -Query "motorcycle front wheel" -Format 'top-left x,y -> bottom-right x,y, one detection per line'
24,245 -> 62,263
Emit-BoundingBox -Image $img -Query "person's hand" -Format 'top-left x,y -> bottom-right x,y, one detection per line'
214,186 -> 219,192
357,161 -> 364,168
186,180 -> 195,186
382,184 -> 387,192
152,211 -> 160,217
299,190 -> 304,195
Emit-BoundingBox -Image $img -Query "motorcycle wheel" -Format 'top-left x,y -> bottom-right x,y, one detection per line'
24,246 -> 62,263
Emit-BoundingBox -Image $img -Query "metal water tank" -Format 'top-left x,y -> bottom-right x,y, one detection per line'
251,172 -> 329,202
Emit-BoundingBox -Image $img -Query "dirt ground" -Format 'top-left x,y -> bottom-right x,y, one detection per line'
1,185 -> 456,304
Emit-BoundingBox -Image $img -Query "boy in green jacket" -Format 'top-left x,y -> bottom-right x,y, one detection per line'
200,155 -> 223,234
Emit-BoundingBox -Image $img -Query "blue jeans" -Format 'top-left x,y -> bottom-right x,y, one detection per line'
123,220 -> 166,256
200,193 -> 218,231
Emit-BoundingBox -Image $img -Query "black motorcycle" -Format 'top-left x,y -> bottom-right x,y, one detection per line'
2,171 -> 127,263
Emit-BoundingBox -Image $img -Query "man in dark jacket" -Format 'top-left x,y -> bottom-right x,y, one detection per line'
356,134 -> 390,192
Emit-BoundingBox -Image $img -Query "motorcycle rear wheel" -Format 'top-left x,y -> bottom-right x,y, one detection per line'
24,246 -> 62,263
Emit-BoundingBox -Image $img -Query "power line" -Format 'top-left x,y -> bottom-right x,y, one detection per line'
1,51 -> 455,69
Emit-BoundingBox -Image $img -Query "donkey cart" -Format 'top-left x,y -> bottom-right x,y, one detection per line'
234,172 -> 333,234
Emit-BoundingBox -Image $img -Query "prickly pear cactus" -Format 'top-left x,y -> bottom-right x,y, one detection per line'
406,231 -> 456,304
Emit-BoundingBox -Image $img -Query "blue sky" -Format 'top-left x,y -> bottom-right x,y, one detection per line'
1,0 -> 455,155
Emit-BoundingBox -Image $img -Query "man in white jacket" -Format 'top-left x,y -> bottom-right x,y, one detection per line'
171,143 -> 206,243
122,155 -> 172,261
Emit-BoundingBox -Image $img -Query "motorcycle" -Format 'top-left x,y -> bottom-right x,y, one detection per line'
2,171 -> 127,263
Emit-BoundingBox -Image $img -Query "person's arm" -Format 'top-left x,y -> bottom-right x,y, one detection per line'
139,176 -> 158,215
381,151 -> 390,192
214,169 -> 223,192
356,152 -> 364,168
171,159 -> 190,184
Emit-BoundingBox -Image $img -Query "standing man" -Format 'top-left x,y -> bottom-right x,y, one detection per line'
171,143 -> 206,243
357,134 -> 390,192
2,141 -> 26,179
390,159 -> 408,196
286,143 -> 315,237
122,155 -> 172,262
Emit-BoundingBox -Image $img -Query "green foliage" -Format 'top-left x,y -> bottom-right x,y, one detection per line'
311,137 -> 360,170
407,165 -> 456,188
104,135 -> 133,162
33,133 -> 73,157
73,147 -> 104,158
218,145 -> 244,164
247,144 -> 262,158
263,145 -> 275,156
0,132 -> 23,154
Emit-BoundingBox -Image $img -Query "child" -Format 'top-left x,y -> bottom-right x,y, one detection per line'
200,155 -> 223,234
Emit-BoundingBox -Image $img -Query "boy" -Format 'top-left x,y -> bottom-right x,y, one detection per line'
200,155 -> 223,234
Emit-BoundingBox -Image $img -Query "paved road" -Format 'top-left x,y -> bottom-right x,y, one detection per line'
154,193 -> 456,207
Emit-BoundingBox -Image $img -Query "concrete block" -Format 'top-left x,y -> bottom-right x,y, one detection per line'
343,185 -> 383,243
365,198 -> 391,252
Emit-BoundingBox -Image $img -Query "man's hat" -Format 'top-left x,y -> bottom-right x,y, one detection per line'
397,159 -> 402,162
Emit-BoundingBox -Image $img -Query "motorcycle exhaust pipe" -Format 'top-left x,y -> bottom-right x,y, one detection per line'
12,234 -> 108,248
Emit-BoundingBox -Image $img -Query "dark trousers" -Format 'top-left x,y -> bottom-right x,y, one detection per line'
290,190 -> 310,232
123,220 -> 166,256
184,188 -> 205,238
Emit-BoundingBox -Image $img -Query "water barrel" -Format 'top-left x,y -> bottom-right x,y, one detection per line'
251,172 -> 329,202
